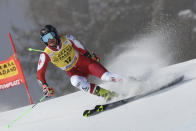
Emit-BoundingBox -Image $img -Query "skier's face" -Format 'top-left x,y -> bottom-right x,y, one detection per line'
48,38 -> 57,47
41,32 -> 57,47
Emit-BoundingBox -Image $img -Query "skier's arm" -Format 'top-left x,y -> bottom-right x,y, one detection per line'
37,52 -> 50,86
66,34 -> 87,55
37,53 -> 55,97
66,34 -> 101,62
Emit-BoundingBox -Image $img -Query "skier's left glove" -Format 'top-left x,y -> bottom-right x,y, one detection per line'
42,84 -> 55,97
91,52 -> 101,63
84,51 -> 101,63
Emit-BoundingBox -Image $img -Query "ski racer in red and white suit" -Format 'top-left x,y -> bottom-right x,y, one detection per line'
37,25 -> 122,101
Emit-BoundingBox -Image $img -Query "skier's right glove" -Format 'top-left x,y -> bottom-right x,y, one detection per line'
42,84 -> 55,97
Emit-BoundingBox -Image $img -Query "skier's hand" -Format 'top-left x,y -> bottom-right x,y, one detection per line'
42,84 -> 55,97
91,52 -> 101,63
84,51 -> 101,63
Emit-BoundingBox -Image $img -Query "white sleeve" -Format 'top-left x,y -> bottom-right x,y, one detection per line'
65,34 -> 85,49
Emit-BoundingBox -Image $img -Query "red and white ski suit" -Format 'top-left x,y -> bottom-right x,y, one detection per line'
37,34 -> 122,94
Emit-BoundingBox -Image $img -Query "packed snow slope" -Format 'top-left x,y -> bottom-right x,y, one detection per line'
0,58 -> 196,131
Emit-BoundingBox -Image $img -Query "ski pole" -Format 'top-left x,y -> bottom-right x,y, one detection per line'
6,94 -> 48,128
28,48 -> 44,53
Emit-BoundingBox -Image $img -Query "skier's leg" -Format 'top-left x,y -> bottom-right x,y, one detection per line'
70,75 -> 94,93
88,60 -> 123,82
70,75 -> 117,101
101,72 -> 123,82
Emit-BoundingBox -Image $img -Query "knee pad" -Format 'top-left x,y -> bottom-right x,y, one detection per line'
101,72 -> 123,82
70,75 -> 91,93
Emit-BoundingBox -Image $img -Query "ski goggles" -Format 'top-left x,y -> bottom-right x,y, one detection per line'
41,32 -> 56,43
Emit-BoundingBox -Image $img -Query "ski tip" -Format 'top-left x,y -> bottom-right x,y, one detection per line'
83,110 -> 91,117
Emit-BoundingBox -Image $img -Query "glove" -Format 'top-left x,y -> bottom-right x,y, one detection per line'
91,52 -> 101,63
84,51 -> 101,63
42,84 -> 55,97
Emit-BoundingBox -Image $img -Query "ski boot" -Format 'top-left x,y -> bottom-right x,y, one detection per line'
93,86 -> 118,102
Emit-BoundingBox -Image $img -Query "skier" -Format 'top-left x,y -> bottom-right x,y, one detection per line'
37,25 -> 123,102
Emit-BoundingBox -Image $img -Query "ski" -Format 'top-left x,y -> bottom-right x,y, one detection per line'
83,75 -> 184,117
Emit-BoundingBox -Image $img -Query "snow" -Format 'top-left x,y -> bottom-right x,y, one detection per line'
0,58 -> 196,131
178,9 -> 196,20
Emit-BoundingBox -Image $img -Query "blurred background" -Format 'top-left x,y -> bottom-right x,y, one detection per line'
1,0 -> 196,112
